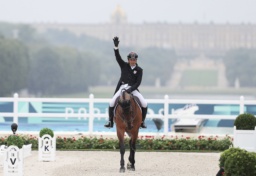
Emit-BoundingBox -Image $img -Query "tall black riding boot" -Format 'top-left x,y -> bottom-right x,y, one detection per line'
104,106 -> 114,128
141,107 -> 147,128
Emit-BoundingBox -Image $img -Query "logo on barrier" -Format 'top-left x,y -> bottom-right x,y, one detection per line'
7,146 -> 20,167
38,134 -> 56,161
42,137 -> 52,153
4,145 -> 23,175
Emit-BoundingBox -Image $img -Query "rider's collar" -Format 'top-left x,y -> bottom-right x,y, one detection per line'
131,65 -> 136,69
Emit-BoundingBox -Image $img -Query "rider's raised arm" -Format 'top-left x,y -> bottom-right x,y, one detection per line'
113,36 -> 125,67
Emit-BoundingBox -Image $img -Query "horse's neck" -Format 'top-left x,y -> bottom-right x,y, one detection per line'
121,91 -> 131,101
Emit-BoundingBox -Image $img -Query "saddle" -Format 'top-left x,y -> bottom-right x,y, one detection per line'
113,95 -> 142,116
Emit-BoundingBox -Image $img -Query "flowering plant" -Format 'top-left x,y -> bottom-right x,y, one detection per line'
6,135 -> 24,149
1,134 -> 232,151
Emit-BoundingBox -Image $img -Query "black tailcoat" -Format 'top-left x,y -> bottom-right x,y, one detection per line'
114,49 -> 143,93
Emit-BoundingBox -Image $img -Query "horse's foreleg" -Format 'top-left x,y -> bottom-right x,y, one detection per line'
127,139 -> 136,171
119,141 -> 125,172
117,129 -> 126,173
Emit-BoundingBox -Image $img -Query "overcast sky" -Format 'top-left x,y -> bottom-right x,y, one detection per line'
0,0 -> 255,24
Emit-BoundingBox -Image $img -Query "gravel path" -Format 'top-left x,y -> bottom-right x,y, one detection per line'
1,151 -> 221,176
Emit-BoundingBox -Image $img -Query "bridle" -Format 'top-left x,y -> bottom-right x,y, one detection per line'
117,91 -> 136,129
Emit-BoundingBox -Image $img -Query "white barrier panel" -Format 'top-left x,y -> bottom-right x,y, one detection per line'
38,135 -> 56,161
0,145 -> 7,167
233,126 -> 256,152
4,145 -> 23,176
1,144 -> 32,169
22,144 -> 32,159
0,94 -> 254,136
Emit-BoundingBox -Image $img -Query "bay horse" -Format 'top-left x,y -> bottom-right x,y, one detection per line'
114,90 -> 142,172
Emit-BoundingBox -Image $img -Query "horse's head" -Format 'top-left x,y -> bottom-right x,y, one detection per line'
118,90 -> 133,129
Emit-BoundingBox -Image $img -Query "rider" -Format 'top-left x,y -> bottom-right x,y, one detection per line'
104,36 -> 148,129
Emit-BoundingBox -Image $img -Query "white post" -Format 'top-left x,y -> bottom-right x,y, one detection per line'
164,95 -> 169,134
89,94 -> 94,134
239,96 -> 244,114
4,145 -> 23,176
13,93 -> 19,124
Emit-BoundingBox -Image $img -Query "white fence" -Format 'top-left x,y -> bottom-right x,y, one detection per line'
0,93 -> 255,135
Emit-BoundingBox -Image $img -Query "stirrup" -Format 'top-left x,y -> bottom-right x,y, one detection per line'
104,121 -> 113,128
140,122 -> 147,128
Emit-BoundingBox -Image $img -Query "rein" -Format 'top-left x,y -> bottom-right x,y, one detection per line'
117,91 -> 136,128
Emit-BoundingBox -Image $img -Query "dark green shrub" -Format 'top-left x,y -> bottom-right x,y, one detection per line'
6,135 -> 24,149
224,149 -> 256,176
219,147 -> 244,168
39,128 -> 54,138
20,134 -> 38,149
234,113 -> 256,130
1,134 -> 233,151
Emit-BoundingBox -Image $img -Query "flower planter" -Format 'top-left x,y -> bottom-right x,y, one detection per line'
38,134 -> 56,161
0,145 -> 7,167
1,144 -> 32,168
233,126 -> 256,152
4,145 -> 23,176
22,144 -> 32,158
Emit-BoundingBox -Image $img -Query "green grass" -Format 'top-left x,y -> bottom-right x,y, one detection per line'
180,69 -> 218,87
41,86 -> 256,99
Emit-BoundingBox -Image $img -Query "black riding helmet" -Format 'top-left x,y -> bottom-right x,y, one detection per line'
127,52 -> 138,59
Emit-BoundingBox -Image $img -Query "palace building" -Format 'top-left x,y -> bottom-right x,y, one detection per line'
31,6 -> 256,88
32,5 -> 256,58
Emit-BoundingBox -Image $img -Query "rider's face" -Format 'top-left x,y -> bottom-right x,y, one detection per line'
128,58 -> 137,67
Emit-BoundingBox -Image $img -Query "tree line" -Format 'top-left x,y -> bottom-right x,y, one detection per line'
0,22 -> 256,97
0,23 -> 176,97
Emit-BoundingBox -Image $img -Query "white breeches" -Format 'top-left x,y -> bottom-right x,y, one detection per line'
109,84 -> 147,108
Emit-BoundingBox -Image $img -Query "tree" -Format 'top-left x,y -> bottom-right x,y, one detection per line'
28,47 -> 62,95
139,47 -> 177,86
224,48 -> 256,87
0,38 -> 29,96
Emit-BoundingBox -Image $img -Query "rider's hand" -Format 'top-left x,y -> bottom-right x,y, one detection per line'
126,88 -> 132,94
113,36 -> 119,47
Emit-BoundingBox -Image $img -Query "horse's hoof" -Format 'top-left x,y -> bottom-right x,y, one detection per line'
119,167 -> 125,173
127,162 -> 131,169
127,162 -> 135,171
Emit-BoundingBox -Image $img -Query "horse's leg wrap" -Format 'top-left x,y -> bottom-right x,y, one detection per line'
129,139 -> 136,166
120,142 -> 125,172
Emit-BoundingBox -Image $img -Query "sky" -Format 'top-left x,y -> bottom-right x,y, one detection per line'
0,0 -> 256,24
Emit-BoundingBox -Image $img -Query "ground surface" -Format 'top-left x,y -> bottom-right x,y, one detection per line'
1,151 -> 220,176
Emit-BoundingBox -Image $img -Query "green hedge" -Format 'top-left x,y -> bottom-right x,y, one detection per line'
0,134 -> 232,151
39,128 -> 54,137
234,113 -> 256,130
219,147 -> 256,176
